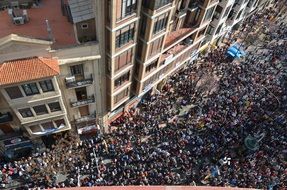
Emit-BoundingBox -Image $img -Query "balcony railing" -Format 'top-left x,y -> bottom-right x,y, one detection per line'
0,112 -> 12,123
71,95 -> 95,108
65,74 -> 93,89
75,113 -> 96,124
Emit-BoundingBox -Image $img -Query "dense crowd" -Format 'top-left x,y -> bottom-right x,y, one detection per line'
1,3 -> 287,190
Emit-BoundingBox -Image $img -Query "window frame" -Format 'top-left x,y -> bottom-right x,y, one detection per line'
18,108 -> 34,118
5,86 -> 23,99
21,83 -> 40,96
114,71 -> 131,89
115,23 -> 135,48
153,12 -> 169,35
48,102 -> 62,112
39,79 -> 54,93
70,64 -> 84,76
33,105 -> 49,116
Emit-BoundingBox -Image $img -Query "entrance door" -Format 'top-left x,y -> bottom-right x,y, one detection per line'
0,124 -> 14,135
79,105 -> 89,117
75,87 -> 87,101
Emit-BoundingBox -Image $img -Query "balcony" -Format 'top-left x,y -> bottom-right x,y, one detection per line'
164,26 -> 198,49
65,74 -> 93,89
75,113 -> 96,124
71,95 -> 95,108
0,112 -> 12,123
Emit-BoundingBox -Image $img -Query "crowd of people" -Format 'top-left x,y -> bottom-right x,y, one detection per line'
1,2 -> 287,190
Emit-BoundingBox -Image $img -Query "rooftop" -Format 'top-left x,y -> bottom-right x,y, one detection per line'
0,57 -> 60,86
0,0 -> 77,49
68,0 -> 94,23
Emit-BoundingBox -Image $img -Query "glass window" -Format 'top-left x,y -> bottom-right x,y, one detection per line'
117,0 -> 137,21
206,25 -> 215,35
145,59 -> 158,74
5,86 -> 23,99
223,5 -> 232,18
21,83 -> 39,96
41,122 -> 55,130
48,102 -> 61,112
114,87 -> 129,104
54,119 -> 65,128
203,6 -> 215,22
39,80 -> 54,92
33,105 -> 48,115
114,71 -> 130,89
153,13 -> 169,34
19,108 -> 34,118
115,23 -> 135,48
70,64 -> 83,75
29,125 -> 42,133
154,0 -> 172,10
213,6 -> 223,19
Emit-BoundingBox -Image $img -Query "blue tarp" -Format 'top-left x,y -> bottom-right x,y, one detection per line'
226,43 -> 246,58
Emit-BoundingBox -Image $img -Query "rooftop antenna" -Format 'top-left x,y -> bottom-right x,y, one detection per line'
45,19 -> 55,42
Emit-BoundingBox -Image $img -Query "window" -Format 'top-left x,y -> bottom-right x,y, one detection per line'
190,8 -> 201,26
41,122 -> 55,130
19,108 -> 33,118
145,60 -> 158,74
39,80 -> 54,92
236,9 -> 243,20
21,83 -> 39,96
116,0 -> 137,20
223,5 -> 232,18
114,87 -> 129,104
115,23 -> 135,48
142,0 -> 171,10
48,102 -> 61,112
149,36 -> 164,57
29,125 -> 42,133
153,13 -> 169,34
203,6 -> 215,22
206,25 -> 215,35
198,27 -> 207,37
70,64 -> 84,75
33,105 -> 48,115
213,6 -> 223,19
114,71 -> 130,89
216,23 -> 223,35
54,119 -> 65,128
115,48 -> 133,72
81,23 -> 88,29
5,86 -> 23,99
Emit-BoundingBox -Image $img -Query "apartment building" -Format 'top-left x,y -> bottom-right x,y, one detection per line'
0,0 -> 104,144
0,0 -> 274,147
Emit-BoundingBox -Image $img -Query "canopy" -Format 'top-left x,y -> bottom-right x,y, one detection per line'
226,43 -> 246,58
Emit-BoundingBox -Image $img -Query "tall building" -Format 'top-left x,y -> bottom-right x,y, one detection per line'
0,0 -> 274,147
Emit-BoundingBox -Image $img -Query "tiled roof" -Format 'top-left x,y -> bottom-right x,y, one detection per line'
0,57 -> 59,86
68,0 -> 94,23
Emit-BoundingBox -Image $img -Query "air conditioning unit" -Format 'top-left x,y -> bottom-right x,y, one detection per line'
184,37 -> 193,45
65,76 -> 76,83
13,17 -> 25,25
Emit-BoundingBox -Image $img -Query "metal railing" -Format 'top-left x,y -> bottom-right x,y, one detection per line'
65,74 -> 93,88
70,95 -> 95,108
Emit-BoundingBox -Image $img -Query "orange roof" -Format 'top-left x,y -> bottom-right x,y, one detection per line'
0,0 -> 77,48
0,57 -> 59,86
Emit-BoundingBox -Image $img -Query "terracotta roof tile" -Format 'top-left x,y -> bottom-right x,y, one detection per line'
0,57 -> 59,86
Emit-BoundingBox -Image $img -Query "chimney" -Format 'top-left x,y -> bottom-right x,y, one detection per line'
45,19 -> 55,42
23,10 -> 29,22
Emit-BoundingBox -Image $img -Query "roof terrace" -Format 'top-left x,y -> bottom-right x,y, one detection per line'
0,0 -> 77,49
